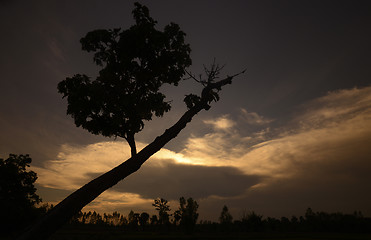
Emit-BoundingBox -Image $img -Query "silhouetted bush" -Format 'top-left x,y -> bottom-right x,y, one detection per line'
0,154 -> 46,237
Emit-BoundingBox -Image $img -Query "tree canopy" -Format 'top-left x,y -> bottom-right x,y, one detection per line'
0,154 -> 42,234
57,2 -> 191,156
0,154 -> 41,208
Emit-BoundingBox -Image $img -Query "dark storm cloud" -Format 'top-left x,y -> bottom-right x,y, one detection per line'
95,161 -> 261,200
203,143 -> 371,219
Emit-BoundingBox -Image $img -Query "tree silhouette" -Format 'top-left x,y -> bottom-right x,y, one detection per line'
152,198 -> 171,225
0,154 -> 42,235
241,211 -> 263,232
178,197 -> 199,233
139,212 -> 150,230
219,205 -> 233,232
17,3 -> 245,240
128,210 -> 140,230
150,214 -> 159,226
57,2 -> 191,157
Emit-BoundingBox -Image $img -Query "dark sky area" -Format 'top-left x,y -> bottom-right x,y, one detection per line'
1,0 -> 371,221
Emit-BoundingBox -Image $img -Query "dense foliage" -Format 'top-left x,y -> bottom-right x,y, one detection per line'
57,2 -> 191,156
0,154 -> 45,235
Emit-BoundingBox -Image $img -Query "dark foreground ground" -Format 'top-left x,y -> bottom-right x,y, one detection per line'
49,232 -> 371,240
46,226 -> 371,240
4,226 -> 371,240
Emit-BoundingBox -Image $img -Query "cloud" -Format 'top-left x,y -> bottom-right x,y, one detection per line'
240,109 -> 273,125
34,86 -> 371,219
296,87 -> 371,128
112,161 -> 260,200
33,141 -> 132,190
238,112 -> 371,178
83,190 -> 154,214
34,140 -> 260,202
181,86 -> 371,218
179,113 -> 272,167
203,115 -> 235,131
182,86 -> 371,181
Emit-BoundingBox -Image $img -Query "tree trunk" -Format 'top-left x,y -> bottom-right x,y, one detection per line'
126,132 -> 137,157
17,76 -> 235,240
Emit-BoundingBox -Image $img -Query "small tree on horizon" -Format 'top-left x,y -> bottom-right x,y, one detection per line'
178,197 -> 199,233
128,210 -> 140,230
241,210 -> 263,232
219,205 -> 233,229
139,212 -> 150,230
152,198 -> 171,226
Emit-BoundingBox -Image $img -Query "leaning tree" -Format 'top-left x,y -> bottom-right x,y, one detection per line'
17,3 -> 245,239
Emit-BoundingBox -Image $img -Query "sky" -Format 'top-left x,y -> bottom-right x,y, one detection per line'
1,0 -> 371,221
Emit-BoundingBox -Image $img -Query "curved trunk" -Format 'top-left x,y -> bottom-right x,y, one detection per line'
17,76 -> 235,240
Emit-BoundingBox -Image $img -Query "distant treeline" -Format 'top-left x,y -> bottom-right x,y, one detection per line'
59,199 -> 371,234
4,154 -> 369,237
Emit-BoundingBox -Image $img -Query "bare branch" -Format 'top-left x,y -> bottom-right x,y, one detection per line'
227,68 -> 247,79
184,69 -> 208,86
203,59 -> 225,84
184,69 -> 201,83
